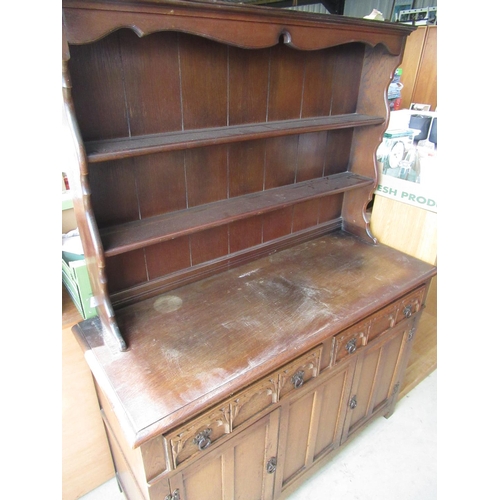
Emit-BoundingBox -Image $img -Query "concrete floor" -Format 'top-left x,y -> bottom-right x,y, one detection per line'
81,370 -> 437,500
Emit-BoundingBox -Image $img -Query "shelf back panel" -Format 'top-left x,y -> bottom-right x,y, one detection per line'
67,29 -> 371,305
68,30 -> 365,142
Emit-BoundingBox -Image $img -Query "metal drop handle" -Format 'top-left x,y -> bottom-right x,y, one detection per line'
408,327 -> 416,341
193,428 -> 212,451
346,339 -> 357,354
403,305 -> 412,318
291,370 -> 305,389
165,490 -> 180,500
267,457 -> 277,474
349,395 -> 357,409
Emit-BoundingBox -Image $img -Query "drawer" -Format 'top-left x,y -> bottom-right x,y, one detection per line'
165,346 -> 321,468
367,286 -> 427,343
367,302 -> 398,343
333,319 -> 369,364
278,346 -> 322,399
165,403 -> 231,468
231,375 -> 278,429
395,286 -> 426,324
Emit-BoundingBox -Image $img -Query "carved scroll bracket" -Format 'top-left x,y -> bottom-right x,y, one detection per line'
62,59 -> 127,352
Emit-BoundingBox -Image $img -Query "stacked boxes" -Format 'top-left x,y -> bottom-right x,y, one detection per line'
62,252 -> 97,320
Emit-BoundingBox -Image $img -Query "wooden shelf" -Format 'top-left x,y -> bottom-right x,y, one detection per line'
85,114 -> 385,163
100,172 -> 373,257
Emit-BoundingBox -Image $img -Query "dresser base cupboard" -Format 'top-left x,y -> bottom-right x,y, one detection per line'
63,2 -> 436,499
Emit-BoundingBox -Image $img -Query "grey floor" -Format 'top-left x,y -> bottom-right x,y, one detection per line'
80,370 -> 437,500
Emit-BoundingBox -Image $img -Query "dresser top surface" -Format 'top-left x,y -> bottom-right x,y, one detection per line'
73,231 -> 435,447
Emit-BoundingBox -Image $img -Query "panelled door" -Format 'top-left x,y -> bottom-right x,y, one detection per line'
275,361 -> 355,495
168,408 -> 280,500
341,317 -> 416,442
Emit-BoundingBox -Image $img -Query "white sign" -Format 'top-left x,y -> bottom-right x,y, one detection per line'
375,118 -> 437,213
375,170 -> 437,212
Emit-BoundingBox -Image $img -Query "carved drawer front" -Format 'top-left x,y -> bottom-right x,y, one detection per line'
278,346 -> 322,400
395,286 -> 426,324
231,375 -> 278,429
333,320 -> 369,364
165,403 -> 231,468
367,302 -> 399,343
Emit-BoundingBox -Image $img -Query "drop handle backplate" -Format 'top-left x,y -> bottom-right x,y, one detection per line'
291,370 -> 305,389
346,339 -> 357,354
267,457 -> 277,474
349,395 -> 357,409
165,489 -> 180,500
408,327 -> 416,341
403,305 -> 412,318
193,428 -> 212,451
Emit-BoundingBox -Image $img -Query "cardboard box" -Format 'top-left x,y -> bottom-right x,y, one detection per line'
375,127 -> 437,213
62,253 -> 97,320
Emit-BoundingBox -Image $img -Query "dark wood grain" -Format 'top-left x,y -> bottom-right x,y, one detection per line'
69,30 -> 129,141
296,132 -> 329,182
105,250 -> 148,294
84,114 -> 384,163
190,226 -> 229,266
178,33 -> 227,130
63,0 -> 413,55
330,42 -> 365,115
292,199 -> 320,232
229,217 -> 263,253
228,140 -> 266,198
99,173 -> 373,256
318,193 -> 343,223
74,232 -> 436,447
145,237 -> 191,280
119,30 -> 183,136
134,150 -> 187,219
264,136 -> 298,189
262,207 -> 293,242
63,5 -> 429,498
268,42 -> 304,121
301,47 -> 336,118
343,44 -> 404,240
185,145 -> 228,208
228,46 -> 269,125
89,158 -> 139,228
324,129 -> 354,176
110,220 -> 342,307
64,0 -> 417,354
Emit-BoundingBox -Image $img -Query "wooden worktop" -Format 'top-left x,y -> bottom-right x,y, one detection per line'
73,231 -> 435,448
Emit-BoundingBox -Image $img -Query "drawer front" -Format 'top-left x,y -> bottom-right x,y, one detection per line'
367,302 -> 398,343
395,286 -> 425,324
333,319 -> 369,364
231,347 -> 323,430
164,347 -> 321,468
231,375 -> 278,429
366,285 -> 427,343
278,346 -> 322,399
166,404 -> 231,468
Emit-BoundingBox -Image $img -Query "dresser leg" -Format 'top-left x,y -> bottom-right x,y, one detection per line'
115,474 -> 123,493
384,405 -> 396,419
384,382 -> 401,419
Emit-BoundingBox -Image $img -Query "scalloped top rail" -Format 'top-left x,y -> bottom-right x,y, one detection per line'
85,114 -> 385,163
62,0 -> 415,57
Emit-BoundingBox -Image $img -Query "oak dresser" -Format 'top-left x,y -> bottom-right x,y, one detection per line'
62,1 -> 437,498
